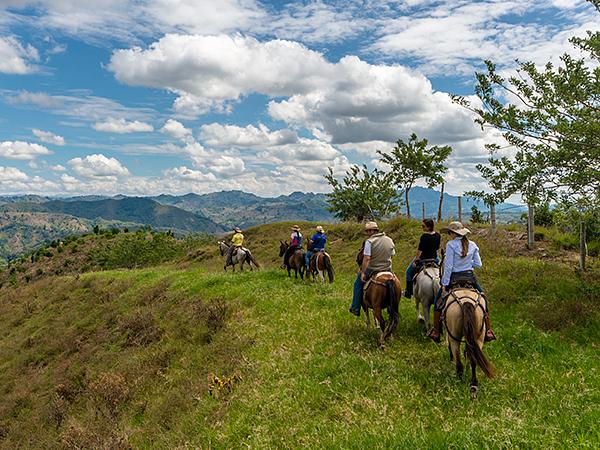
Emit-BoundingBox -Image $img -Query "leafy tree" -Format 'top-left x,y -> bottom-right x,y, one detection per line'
324,165 -> 402,222
453,0 -> 599,262
377,134 -> 452,218
93,224 -> 100,235
470,206 -> 486,224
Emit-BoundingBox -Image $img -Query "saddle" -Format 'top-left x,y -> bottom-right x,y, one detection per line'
364,271 -> 396,291
412,259 -> 439,283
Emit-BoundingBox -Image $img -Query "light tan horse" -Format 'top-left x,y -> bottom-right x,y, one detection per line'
444,288 -> 494,399
362,272 -> 401,346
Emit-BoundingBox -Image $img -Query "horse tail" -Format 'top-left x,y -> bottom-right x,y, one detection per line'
384,278 -> 400,339
324,254 -> 334,283
246,251 -> 261,269
463,302 -> 494,378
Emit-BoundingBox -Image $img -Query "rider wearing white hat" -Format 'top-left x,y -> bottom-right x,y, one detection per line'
427,222 -> 496,342
306,225 -> 327,268
350,221 -> 395,316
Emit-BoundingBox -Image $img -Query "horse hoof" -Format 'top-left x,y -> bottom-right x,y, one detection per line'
470,385 -> 478,400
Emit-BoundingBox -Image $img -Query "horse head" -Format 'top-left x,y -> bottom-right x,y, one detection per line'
218,240 -> 228,256
279,240 -> 288,257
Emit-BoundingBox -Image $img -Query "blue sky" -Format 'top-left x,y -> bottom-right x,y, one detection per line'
0,0 -> 597,198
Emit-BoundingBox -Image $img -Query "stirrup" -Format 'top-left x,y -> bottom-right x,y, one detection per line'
484,329 -> 497,342
426,328 -> 441,343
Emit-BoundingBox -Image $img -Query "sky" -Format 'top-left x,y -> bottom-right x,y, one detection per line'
0,0 -> 597,198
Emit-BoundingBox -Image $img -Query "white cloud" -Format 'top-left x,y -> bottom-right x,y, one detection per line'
68,153 -> 130,180
4,90 -> 155,124
32,128 -> 65,146
92,117 -> 154,133
51,164 -> 66,172
0,166 -> 29,182
371,0 -> 599,75
160,118 -> 192,141
199,123 -> 298,148
108,34 -> 334,114
0,36 -> 39,74
163,166 -> 217,182
0,141 -> 52,160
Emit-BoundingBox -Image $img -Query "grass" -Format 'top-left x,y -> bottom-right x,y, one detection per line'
0,219 -> 598,448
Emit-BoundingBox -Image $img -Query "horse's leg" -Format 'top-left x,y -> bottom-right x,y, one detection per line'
424,299 -> 432,331
470,350 -> 478,400
448,343 -> 454,361
364,308 -> 371,329
452,341 -> 463,379
374,305 -> 386,345
415,298 -> 423,324
319,270 -> 325,282
287,268 -> 291,278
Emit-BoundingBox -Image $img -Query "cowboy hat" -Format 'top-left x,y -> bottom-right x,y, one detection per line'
315,225 -> 324,232
291,225 -> 301,231
440,221 -> 471,236
234,227 -> 242,232
364,221 -> 379,231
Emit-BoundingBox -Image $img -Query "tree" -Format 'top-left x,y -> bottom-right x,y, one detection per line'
470,206 -> 486,224
324,165 -> 402,222
453,0 -> 599,264
378,134 -> 452,219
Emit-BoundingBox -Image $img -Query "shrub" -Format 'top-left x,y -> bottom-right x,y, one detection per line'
88,372 -> 130,419
119,310 -> 162,347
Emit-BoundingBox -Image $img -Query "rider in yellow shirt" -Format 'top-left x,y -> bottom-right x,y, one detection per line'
227,227 -> 244,265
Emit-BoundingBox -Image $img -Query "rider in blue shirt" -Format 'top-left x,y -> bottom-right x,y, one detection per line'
306,225 -> 327,267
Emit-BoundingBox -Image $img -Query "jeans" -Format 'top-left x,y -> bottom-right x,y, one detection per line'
351,271 -> 364,312
305,250 -> 313,268
434,270 -> 483,312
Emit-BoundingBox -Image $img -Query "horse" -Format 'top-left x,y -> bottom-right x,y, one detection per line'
308,251 -> 334,283
279,241 -> 306,279
413,260 -> 441,331
362,271 -> 401,346
443,287 -> 495,399
218,241 -> 260,272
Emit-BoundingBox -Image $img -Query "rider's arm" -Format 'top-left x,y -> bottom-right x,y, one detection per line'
441,241 -> 454,287
472,243 -> 482,269
361,240 -> 372,276
414,249 -> 423,261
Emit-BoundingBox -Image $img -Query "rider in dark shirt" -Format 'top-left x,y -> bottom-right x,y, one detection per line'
404,218 -> 441,299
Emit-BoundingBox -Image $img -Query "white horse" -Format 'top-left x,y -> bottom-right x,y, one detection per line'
218,241 -> 260,272
413,262 -> 441,330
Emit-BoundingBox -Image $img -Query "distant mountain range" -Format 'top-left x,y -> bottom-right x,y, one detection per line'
0,188 -> 525,263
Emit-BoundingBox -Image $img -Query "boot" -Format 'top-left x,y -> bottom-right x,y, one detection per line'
484,314 -> 497,342
426,311 -> 442,343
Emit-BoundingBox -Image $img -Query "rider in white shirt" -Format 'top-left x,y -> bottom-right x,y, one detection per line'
427,222 -> 496,343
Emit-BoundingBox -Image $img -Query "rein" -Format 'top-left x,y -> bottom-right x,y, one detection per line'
442,289 -> 486,344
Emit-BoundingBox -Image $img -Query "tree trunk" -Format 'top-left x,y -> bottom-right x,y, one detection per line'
458,196 -> 462,222
490,203 -> 497,235
579,217 -> 587,272
437,183 -> 444,222
405,188 -> 411,218
527,204 -> 535,250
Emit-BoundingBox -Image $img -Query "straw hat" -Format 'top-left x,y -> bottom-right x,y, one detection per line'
291,225 -> 301,231
316,225 -> 324,232
364,221 -> 379,231
440,221 -> 471,236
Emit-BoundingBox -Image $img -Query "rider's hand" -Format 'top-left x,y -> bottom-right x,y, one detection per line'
361,272 -> 366,282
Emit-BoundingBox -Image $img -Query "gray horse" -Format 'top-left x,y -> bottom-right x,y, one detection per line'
218,241 -> 260,271
413,263 -> 441,330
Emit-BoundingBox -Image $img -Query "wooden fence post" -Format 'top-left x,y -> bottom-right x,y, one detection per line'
579,217 -> 587,272
458,196 -> 462,223
527,204 -> 535,250
490,203 -> 497,235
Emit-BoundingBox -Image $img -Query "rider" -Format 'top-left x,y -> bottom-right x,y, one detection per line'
283,225 -> 303,268
404,218 -> 441,299
226,227 -> 244,266
349,221 -> 395,316
426,221 -> 496,343
306,225 -> 327,268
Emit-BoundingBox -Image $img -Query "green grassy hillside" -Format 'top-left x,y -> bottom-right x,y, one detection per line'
0,219 -> 598,448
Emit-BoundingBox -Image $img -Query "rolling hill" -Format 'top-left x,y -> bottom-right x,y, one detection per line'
0,218 -> 597,448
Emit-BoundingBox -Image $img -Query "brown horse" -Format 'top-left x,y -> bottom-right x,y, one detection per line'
362,271 -> 401,345
279,241 -> 306,280
308,251 -> 334,283
444,288 -> 495,399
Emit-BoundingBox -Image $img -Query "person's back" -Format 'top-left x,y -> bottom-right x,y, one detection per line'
231,232 -> 244,248
311,231 -> 327,251
366,232 -> 395,273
